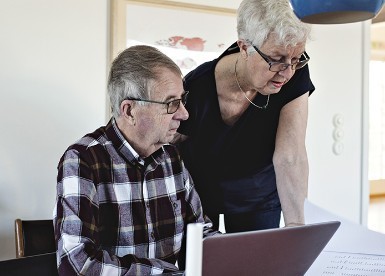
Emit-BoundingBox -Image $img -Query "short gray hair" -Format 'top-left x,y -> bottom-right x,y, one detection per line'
107,45 -> 182,118
237,0 -> 311,48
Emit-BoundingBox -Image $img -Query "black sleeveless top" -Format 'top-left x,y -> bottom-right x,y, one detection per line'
178,42 -> 315,213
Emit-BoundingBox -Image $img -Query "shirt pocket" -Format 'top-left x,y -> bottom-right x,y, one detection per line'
155,196 -> 184,249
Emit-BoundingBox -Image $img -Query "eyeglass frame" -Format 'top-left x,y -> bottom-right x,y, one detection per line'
124,91 -> 189,114
249,43 -> 310,72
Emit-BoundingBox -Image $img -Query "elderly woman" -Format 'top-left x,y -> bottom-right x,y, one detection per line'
173,0 -> 314,232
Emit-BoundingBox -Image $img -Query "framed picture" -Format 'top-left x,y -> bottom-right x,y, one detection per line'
110,0 -> 238,75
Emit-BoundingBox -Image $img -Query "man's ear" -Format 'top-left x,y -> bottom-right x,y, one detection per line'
121,100 -> 136,125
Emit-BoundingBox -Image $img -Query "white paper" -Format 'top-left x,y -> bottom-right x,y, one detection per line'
185,223 -> 203,276
307,251 -> 385,275
305,200 -> 385,275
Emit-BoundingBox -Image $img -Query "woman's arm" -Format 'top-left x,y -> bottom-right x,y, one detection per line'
273,92 -> 309,227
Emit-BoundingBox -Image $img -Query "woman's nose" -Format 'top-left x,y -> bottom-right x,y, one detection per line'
278,65 -> 295,79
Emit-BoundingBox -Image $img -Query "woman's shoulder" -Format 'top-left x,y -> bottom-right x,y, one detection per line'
280,65 -> 315,93
184,60 -> 216,85
184,42 -> 239,89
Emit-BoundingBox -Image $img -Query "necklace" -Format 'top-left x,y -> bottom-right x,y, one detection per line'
234,56 -> 270,109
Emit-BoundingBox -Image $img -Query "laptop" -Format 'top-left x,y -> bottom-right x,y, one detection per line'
0,252 -> 58,276
201,221 -> 340,276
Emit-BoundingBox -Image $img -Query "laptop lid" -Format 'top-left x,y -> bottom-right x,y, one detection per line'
0,252 -> 58,276
202,221 -> 340,276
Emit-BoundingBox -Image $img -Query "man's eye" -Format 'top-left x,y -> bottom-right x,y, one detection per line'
267,57 -> 279,63
272,56 -> 284,63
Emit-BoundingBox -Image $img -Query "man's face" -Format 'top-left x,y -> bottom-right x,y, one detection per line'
132,69 -> 189,156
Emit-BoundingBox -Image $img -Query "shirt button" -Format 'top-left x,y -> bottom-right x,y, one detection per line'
146,202 -> 150,208
151,232 -> 155,239
173,202 -> 178,209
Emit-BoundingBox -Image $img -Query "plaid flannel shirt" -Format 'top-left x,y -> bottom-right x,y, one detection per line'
54,119 -> 205,275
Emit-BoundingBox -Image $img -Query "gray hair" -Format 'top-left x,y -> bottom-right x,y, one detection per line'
107,45 -> 182,118
237,0 -> 311,48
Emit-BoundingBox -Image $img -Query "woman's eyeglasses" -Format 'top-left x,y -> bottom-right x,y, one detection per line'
125,91 -> 189,114
251,44 -> 310,72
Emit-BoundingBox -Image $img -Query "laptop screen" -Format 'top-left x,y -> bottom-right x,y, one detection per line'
201,221 -> 340,276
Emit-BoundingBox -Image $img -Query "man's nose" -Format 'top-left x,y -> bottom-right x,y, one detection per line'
174,103 -> 189,121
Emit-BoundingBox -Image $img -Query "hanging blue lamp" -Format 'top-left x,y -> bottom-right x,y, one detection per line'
290,0 -> 385,24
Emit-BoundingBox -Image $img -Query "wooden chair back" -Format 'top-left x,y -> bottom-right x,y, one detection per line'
14,219 -> 56,258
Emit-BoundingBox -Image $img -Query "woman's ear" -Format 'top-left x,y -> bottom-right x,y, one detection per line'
237,40 -> 249,60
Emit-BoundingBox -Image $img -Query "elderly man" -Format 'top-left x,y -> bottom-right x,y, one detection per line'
54,45 -> 209,275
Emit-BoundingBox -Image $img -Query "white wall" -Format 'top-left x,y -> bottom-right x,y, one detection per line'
0,0 -> 370,262
0,0 -> 108,260
306,22 -> 370,224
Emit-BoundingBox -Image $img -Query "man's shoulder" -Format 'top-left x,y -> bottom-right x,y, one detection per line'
61,126 -> 107,159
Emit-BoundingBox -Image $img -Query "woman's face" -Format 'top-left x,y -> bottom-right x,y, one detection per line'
242,36 -> 306,95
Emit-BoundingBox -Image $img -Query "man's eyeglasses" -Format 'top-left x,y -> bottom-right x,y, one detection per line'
125,91 -> 189,114
251,44 -> 310,72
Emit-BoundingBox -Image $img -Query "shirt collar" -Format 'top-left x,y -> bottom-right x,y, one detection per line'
106,118 -> 166,167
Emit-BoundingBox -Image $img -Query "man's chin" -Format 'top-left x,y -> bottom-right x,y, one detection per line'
163,132 -> 178,144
